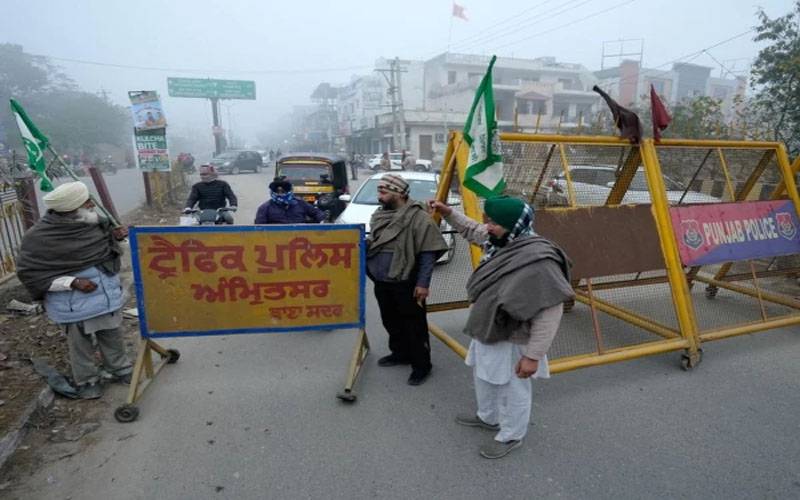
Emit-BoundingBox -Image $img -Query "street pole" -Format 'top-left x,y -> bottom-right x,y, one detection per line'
211,97 -> 222,156
389,59 -> 399,152
395,57 -> 407,152
44,145 -> 121,227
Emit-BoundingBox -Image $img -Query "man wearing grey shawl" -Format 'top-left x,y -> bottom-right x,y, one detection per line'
367,174 -> 448,386
430,195 -> 573,459
16,182 -> 132,400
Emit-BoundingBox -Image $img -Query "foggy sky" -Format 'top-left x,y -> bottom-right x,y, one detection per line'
2,0 -> 793,148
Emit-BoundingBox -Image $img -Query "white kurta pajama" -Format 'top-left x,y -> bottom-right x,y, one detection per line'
446,210 -> 564,443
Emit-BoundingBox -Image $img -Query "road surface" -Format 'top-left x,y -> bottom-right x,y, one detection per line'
11,166 -> 800,499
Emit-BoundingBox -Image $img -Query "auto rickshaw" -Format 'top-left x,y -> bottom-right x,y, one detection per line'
275,153 -> 349,221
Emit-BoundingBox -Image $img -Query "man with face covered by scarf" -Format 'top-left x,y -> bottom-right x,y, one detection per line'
367,174 -> 449,386
430,196 -> 574,459
254,177 -> 325,224
16,182 -> 132,400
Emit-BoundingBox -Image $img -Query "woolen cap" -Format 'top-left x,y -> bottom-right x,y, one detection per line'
484,196 -> 527,231
378,174 -> 409,195
269,178 -> 293,192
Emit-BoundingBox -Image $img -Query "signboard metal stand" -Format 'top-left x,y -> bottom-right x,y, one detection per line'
336,328 -> 370,402
115,339 -> 179,422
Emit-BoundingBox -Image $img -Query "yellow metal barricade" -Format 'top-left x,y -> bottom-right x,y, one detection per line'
428,132 -> 800,372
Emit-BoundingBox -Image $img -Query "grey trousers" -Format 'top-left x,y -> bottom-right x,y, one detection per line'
65,324 -> 132,386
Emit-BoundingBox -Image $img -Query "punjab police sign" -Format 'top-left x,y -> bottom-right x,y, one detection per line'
130,225 -> 365,337
670,200 -> 800,266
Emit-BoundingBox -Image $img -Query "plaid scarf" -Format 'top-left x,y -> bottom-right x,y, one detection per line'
482,203 -> 535,261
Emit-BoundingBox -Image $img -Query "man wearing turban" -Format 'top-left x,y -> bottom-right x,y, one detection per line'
430,196 -> 574,459
367,174 -> 448,386
16,182 -> 132,399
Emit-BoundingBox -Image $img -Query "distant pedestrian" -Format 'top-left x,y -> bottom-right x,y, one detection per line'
379,152 -> 392,171
349,151 -> 358,180
401,150 -> 417,171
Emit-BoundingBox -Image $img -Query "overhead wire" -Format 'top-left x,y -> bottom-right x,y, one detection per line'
30,53 -> 373,76
449,0 -> 593,52
490,0 -> 637,51
445,0 -> 560,49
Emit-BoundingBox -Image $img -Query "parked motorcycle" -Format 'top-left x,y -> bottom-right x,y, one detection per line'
180,207 -> 237,226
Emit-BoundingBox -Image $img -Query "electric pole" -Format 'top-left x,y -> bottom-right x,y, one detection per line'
395,57 -> 407,151
211,98 -> 222,156
376,59 -> 408,152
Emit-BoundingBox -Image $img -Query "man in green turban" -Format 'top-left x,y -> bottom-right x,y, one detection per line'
429,195 -> 574,459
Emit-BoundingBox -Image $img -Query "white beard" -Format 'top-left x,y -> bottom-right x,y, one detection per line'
75,207 -> 100,225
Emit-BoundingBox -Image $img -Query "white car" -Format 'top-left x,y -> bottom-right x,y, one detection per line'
335,171 -> 458,263
367,153 -> 433,172
546,165 -> 720,206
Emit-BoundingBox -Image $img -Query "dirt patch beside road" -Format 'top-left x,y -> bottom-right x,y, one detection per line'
0,196 -> 185,493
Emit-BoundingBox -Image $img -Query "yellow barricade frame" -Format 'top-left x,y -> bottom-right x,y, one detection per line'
429,132 -> 800,373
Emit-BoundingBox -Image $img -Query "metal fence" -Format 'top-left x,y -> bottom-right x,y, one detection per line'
0,187 -> 26,282
428,132 -> 800,373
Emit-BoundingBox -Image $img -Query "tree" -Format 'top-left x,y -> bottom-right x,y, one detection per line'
751,2 -> 800,155
665,96 -> 729,139
0,43 -> 129,156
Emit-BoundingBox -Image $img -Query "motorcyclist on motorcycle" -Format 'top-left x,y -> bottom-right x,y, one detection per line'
184,165 -> 238,224
254,177 -> 325,224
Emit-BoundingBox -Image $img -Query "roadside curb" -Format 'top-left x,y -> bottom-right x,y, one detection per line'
0,386 -> 54,470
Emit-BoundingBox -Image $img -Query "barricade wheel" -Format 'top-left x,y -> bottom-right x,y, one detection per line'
167,349 -> 181,364
114,404 -> 140,423
336,391 -> 357,403
705,285 -> 718,299
680,349 -> 703,371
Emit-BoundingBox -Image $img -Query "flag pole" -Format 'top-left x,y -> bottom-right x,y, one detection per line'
443,3 -> 455,160
431,133 -> 465,225
44,144 -> 122,227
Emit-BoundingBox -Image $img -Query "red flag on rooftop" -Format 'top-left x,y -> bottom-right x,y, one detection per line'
650,84 -> 672,142
452,2 -> 468,21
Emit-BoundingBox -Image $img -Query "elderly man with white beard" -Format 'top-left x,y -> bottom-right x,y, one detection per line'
16,181 -> 132,399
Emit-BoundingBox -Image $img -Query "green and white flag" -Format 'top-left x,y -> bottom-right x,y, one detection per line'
462,55 -> 505,199
10,99 -> 54,191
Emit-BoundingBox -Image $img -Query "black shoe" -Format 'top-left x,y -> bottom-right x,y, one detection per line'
407,368 -> 431,386
378,354 -> 410,367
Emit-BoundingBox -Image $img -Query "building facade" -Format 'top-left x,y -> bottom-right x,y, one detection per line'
594,60 -> 747,119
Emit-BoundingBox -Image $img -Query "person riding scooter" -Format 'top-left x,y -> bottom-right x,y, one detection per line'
254,177 -> 325,224
184,165 -> 238,224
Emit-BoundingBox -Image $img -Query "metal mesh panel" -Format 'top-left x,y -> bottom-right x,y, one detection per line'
551,285 -> 675,359
428,236 -> 472,307
432,136 -> 800,364
654,147 -> 784,205
500,141 -> 641,208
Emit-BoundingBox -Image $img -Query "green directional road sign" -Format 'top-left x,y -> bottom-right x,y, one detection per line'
167,78 -> 256,100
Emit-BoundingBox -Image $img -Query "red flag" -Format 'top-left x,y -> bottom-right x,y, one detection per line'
452,2 -> 468,20
650,84 -> 672,142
